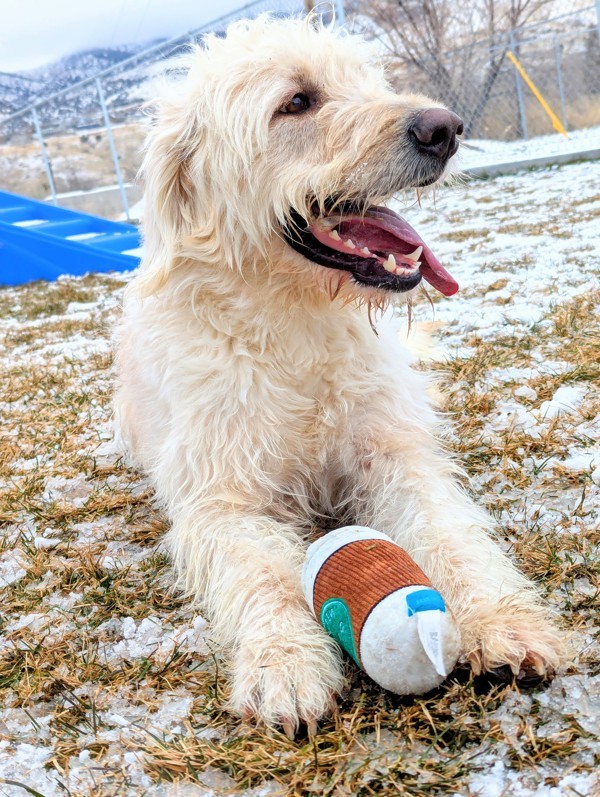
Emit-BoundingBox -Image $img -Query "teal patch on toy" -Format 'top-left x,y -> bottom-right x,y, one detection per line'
406,588 -> 446,616
320,597 -> 360,666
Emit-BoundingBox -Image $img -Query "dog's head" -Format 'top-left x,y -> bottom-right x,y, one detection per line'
138,15 -> 461,300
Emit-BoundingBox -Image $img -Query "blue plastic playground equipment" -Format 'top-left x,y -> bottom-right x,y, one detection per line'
0,190 -> 142,286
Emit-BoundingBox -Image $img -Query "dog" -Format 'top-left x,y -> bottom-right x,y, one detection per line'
115,15 -> 564,735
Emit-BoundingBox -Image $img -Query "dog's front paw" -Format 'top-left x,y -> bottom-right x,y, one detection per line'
228,622 -> 343,737
461,599 -> 566,683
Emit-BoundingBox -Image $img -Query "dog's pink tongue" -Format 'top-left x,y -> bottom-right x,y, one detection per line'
364,207 -> 459,297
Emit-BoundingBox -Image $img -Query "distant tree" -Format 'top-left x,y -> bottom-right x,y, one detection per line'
349,0 -> 560,135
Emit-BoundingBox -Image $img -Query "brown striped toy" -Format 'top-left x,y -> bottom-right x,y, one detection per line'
302,526 -> 462,695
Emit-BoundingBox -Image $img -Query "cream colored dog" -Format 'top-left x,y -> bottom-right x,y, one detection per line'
115,15 -> 563,735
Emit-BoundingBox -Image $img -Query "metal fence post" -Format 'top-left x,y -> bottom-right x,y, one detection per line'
334,0 -> 345,25
553,36 -> 568,131
31,108 -> 58,206
96,77 -> 130,222
510,31 -> 528,140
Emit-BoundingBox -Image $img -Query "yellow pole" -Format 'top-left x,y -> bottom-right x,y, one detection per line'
507,50 -> 569,138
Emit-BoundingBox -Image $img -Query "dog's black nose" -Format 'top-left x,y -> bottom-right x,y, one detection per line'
410,109 -> 464,160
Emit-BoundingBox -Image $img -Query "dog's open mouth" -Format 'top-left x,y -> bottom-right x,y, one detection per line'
284,204 -> 459,296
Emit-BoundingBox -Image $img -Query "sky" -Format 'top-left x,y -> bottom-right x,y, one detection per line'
0,0 -> 261,73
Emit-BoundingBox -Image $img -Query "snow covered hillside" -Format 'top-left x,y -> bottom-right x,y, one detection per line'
0,161 -> 598,796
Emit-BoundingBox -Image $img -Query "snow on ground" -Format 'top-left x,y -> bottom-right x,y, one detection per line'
460,125 -> 600,171
0,159 -> 598,796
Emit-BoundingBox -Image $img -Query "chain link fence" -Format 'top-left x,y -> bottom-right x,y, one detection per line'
387,10 -> 600,143
0,2 -> 598,219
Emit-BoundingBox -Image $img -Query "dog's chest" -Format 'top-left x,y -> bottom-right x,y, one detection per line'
250,318 -> 378,473
263,348 -> 350,440
255,367 -> 351,507
196,305 -> 393,496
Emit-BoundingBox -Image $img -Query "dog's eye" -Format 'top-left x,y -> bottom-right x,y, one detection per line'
281,93 -> 311,114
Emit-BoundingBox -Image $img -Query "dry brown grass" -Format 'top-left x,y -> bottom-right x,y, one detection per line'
0,124 -> 146,199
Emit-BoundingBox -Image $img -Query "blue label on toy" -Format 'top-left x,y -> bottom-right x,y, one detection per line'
320,598 -> 361,667
406,588 -> 446,616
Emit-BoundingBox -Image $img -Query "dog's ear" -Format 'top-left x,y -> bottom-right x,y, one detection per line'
136,99 -> 201,296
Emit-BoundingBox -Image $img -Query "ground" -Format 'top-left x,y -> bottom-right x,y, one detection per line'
0,160 -> 598,797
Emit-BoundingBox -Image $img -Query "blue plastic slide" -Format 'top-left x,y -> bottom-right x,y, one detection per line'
0,190 -> 142,286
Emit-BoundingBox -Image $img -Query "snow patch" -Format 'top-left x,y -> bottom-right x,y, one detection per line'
538,384 -> 586,420
98,615 -> 209,666
0,549 -> 27,588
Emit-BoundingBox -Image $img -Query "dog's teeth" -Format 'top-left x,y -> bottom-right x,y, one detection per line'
329,230 -> 341,241
345,238 -> 356,249
361,246 -> 371,255
383,254 -> 396,273
405,246 -> 423,262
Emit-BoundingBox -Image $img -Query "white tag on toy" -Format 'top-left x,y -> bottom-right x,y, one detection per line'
416,610 -> 447,677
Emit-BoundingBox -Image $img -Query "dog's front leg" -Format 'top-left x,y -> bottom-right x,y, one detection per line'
351,426 -> 565,680
167,505 -> 343,733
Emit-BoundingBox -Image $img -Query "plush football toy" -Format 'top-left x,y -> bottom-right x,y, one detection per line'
302,526 -> 462,695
